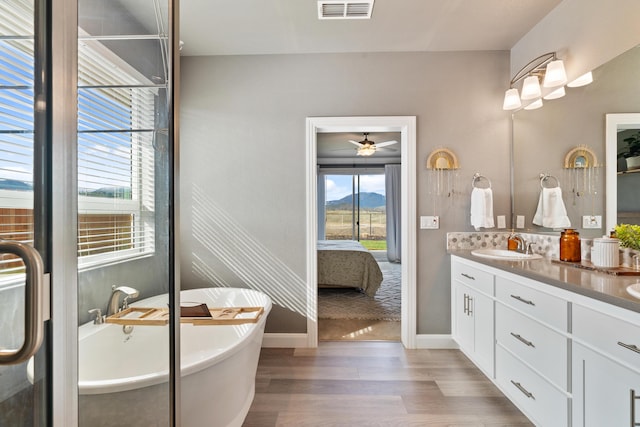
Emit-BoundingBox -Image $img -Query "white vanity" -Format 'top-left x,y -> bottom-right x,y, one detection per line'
451,253 -> 640,427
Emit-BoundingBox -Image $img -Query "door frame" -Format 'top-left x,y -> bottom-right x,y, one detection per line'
305,116 -> 417,348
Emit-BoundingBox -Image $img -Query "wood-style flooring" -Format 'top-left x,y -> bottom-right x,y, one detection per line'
243,341 -> 533,426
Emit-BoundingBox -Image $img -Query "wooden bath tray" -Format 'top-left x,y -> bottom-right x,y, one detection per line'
105,306 -> 264,326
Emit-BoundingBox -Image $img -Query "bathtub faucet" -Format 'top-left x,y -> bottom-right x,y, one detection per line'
107,285 -> 139,316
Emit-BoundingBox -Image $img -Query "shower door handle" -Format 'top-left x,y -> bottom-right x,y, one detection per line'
0,240 -> 45,365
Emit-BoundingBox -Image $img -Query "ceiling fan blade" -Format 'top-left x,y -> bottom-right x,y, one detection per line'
348,140 -> 362,146
375,140 -> 398,148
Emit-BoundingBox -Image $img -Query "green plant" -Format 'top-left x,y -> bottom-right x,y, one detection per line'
614,223 -> 640,251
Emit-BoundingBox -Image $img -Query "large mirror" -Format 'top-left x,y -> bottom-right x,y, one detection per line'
513,45 -> 640,238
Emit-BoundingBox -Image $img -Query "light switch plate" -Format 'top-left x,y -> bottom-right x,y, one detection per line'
497,215 -> 506,229
516,215 -> 525,229
420,215 -> 439,229
582,215 -> 602,229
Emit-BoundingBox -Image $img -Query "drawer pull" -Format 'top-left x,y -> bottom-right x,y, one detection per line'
510,332 -> 535,348
461,273 -> 475,280
618,342 -> 640,354
510,380 -> 535,399
510,294 -> 535,306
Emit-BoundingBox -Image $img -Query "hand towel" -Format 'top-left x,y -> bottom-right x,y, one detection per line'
532,187 -> 571,228
470,187 -> 495,230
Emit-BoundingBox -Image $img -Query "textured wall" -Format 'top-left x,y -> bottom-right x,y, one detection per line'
179,51 -> 511,335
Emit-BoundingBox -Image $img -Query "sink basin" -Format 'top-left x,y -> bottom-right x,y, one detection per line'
471,248 -> 543,261
627,283 -> 640,299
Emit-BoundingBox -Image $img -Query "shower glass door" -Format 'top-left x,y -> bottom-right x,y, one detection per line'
77,0 -> 176,425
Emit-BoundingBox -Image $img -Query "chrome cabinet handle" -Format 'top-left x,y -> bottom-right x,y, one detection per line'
618,342 -> 640,354
0,240 -> 45,365
461,273 -> 475,280
511,332 -> 535,348
463,294 -> 468,315
511,380 -> 535,399
631,389 -> 639,427
467,296 -> 473,316
510,294 -> 535,306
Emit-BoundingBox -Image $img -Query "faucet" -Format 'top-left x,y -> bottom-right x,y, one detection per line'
511,234 -> 534,255
107,285 -> 139,316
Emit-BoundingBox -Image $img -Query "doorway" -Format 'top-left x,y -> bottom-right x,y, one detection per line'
305,116 -> 417,348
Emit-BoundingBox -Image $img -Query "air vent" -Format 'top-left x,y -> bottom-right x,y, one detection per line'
317,0 -> 374,20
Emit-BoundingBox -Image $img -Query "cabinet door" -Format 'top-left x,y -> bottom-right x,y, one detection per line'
473,290 -> 494,377
454,282 -> 474,354
573,343 -> 640,427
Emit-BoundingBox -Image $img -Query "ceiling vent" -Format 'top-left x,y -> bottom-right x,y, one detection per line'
317,0 -> 375,20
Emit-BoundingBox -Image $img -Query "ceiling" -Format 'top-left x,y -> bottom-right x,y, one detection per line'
317,132 -> 401,164
179,0 -> 562,57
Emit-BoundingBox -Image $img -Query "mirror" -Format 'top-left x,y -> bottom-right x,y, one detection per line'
513,45 -> 640,237
605,113 -> 640,231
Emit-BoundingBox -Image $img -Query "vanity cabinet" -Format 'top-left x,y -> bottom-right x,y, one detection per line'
451,259 -> 495,377
572,303 -> 640,427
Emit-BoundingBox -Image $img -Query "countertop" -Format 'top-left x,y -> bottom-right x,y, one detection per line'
449,250 -> 640,314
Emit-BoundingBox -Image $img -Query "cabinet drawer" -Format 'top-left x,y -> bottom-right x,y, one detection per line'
573,304 -> 640,370
452,260 -> 494,296
496,303 -> 568,390
495,345 -> 569,427
495,276 -> 568,331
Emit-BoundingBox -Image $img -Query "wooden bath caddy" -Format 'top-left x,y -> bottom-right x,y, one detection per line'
105,306 -> 264,326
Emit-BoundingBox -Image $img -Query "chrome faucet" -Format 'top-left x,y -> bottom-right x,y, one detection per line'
107,285 -> 139,316
511,234 -> 534,255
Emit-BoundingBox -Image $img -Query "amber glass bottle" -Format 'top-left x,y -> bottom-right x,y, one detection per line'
559,228 -> 581,262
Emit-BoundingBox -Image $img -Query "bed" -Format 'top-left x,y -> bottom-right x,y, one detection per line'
317,240 -> 384,297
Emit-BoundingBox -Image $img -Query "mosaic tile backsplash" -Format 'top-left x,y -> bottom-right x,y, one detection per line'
447,231 -> 640,268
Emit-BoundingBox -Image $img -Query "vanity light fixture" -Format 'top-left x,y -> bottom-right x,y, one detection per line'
543,86 -> 566,100
567,71 -> 593,87
524,98 -> 543,110
503,52 -> 567,110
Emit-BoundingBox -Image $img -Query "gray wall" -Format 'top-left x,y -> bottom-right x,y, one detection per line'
179,51 -> 511,335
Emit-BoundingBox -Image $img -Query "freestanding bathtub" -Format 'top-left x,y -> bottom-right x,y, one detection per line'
77,287 -> 272,427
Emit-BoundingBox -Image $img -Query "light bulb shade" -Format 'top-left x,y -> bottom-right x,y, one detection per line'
543,86 -> 566,100
521,75 -> 542,100
524,98 -> 543,110
543,60 -> 568,87
357,146 -> 376,156
502,88 -> 521,110
567,71 -> 593,87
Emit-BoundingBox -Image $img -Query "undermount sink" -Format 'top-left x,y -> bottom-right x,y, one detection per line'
471,248 -> 543,261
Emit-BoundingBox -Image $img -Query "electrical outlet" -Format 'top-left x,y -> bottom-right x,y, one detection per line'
420,215 -> 439,229
497,215 -> 506,229
582,215 -> 602,229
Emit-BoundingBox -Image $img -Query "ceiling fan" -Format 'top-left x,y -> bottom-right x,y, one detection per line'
349,133 -> 398,156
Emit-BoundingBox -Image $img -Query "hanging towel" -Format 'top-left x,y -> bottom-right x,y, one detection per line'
470,187 -> 495,230
532,187 -> 571,228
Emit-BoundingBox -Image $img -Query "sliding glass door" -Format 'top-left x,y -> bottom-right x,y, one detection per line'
321,170 -> 386,249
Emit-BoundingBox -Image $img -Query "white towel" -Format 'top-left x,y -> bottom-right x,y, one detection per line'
470,187 -> 495,231
532,187 -> 571,228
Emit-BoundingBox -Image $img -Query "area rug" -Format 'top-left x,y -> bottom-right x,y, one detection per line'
318,252 -> 401,321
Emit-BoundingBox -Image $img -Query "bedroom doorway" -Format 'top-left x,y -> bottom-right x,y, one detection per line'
306,116 -> 417,348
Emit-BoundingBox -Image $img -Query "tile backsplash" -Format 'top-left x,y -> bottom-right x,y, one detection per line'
447,231 -> 640,268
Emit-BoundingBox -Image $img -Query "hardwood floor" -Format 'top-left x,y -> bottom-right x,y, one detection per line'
243,341 -> 533,426
319,319 -> 401,341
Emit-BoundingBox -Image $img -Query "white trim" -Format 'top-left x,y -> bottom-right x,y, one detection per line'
415,334 -> 458,349
262,333 -> 310,348
605,113 -> 640,232
306,116 -> 417,349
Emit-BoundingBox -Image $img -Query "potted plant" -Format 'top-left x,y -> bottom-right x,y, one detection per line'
614,223 -> 640,251
623,131 -> 640,170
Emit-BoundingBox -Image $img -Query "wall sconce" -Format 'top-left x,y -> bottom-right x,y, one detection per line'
503,52 -> 569,111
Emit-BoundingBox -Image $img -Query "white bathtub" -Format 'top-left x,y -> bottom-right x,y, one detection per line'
77,287 -> 272,427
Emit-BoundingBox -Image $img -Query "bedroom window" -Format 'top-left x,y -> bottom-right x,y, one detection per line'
322,172 -> 386,249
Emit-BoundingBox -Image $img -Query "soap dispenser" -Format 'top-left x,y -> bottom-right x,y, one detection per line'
507,231 -> 518,251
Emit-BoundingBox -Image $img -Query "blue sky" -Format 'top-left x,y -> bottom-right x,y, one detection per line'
325,174 -> 385,201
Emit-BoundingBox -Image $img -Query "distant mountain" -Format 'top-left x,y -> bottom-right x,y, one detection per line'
326,192 -> 385,210
0,179 -> 32,191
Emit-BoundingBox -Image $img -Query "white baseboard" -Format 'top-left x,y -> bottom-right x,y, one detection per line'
415,334 -> 458,349
262,333 -> 309,348
262,333 -> 458,349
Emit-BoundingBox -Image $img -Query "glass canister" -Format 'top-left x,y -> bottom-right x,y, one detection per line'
559,228 -> 581,262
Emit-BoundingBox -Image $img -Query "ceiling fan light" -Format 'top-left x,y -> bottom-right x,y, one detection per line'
543,86 -> 566,100
543,59 -> 567,87
503,88 -> 521,110
567,71 -> 593,87
521,75 -> 542,100
357,145 -> 376,156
